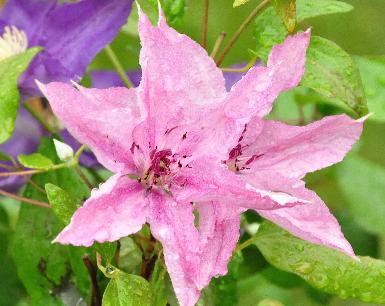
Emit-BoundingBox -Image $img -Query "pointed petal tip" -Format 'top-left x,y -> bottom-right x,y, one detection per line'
35,79 -> 46,93
157,0 -> 167,26
357,112 -> 372,123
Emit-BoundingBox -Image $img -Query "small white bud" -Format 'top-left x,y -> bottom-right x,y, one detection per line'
53,139 -> 74,162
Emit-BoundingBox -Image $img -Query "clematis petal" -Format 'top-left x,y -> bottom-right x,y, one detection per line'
175,157 -> 308,210
250,173 -> 355,257
137,6 -> 227,151
2,0 -> 133,95
224,31 -> 310,121
196,201 -> 244,289
54,174 -> 147,247
148,193 -> 200,306
0,0 -> 55,39
242,115 -> 364,179
37,81 -> 146,173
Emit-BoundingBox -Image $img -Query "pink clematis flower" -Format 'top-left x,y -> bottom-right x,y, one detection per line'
37,6 -> 363,306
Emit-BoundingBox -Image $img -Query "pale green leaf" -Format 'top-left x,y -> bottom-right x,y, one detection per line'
255,221 -> 385,304
18,153 -> 54,169
102,268 -> 153,306
302,36 -> 368,116
355,56 -> 385,121
0,48 -> 40,144
337,153 -> 385,235
297,0 -> 353,21
233,0 -> 251,7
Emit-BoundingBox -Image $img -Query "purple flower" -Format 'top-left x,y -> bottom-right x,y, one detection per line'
0,0 -> 133,96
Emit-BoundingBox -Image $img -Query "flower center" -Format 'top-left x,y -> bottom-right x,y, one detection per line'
0,25 -> 28,61
132,145 -> 190,194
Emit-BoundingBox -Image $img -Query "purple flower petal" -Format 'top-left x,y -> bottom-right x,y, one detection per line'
1,0 -> 133,96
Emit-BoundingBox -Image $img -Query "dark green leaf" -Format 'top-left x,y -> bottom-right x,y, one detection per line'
0,205 -> 26,306
102,268 -> 152,306
45,183 -> 77,225
11,137 -> 90,305
355,56 -> 385,121
211,253 -> 242,306
337,153 -> 385,236
272,0 -> 296,32
302,36 -> 368,116
18,153 -> 54,170
0,48 -> 40,144
150,257 -> 168,306
255,221 -> 385,304
94,242 -> 117,263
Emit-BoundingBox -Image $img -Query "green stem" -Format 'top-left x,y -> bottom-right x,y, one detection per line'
23,102 -> 56,134
75,166 -> 94,190
105,45 -> 133,88
234,236 -> 259,254
221,55 -> 259,72
215,0 -> 270,66
0,145 -> 86,178
210,32 -> 227,58
0,188 -> 50,208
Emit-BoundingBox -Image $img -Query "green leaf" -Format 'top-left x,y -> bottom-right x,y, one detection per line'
94,242 -> 117,263
254,7 -> 287,62
272,0 -> 296,33
233,0 -> 251,7
254,0 -> 354,62
45,183 -> 77,225
136,0 -> 185,26
102,267 -> 153,306
258,299 -> 284,306
11,137 -> 90,305
210,253 -> 242,306
355,56 -> 385,121
296,0 -> 353,21
301,36 -> 368,116
0,205 -> 26,306
150,257 -> 168,306
0,47 -> 40,144
254,221 -> 385,304
18,152 -> 54,169
337,153 -> 385,236
0,151 -> 12,161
